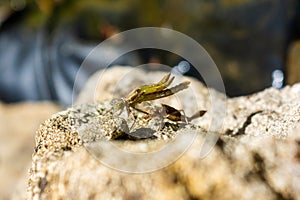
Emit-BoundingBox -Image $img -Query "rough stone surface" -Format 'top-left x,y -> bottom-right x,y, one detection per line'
28,67 -> 300,199
0,102 -> 60,200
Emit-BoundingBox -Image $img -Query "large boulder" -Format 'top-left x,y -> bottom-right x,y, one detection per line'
28,67 -> 300,199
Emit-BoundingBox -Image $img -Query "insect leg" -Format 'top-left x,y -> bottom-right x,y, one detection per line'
158,73 -> 171,84
158,73 -> 175,88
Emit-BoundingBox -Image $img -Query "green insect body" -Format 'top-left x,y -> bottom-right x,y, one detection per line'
112,72 -> 206,128
112,73 -> 189,115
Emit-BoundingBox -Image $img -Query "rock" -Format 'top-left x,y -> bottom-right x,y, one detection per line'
28,67 -> 300,199
0,102 -> 60,200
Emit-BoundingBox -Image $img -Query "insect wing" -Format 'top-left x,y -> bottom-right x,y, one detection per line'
161,104 -> 183,122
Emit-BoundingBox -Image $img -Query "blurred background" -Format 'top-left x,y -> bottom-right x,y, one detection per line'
0,0 -> 299,106
0,0 -> 299,199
